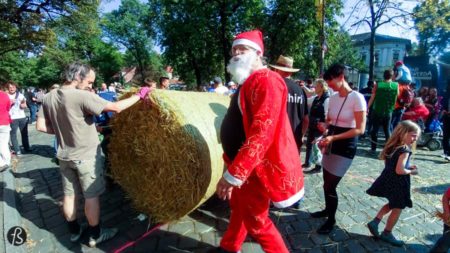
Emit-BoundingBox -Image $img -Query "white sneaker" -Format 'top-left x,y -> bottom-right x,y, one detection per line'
88,228 -> 118,247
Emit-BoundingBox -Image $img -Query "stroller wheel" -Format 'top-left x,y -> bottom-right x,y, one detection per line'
427,139 -> 441,151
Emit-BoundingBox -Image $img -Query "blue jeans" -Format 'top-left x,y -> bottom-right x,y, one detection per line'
10,117 -> 30,153
390,108 -> 404,131
29,104 -> 38,123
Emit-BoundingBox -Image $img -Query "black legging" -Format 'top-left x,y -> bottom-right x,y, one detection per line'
323,169 -> 343,221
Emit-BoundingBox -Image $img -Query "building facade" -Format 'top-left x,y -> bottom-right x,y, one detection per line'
352,33 -> 411,82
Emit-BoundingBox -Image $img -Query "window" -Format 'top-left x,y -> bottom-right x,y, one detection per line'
374,50 -> 380,67
392,50 -> 400,65
361,52 -> 367,64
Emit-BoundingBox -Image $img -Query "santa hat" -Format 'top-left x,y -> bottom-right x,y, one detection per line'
232,30 -> 264,55
395,61 -> 404,67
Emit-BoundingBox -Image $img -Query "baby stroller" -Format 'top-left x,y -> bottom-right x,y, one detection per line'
416,118 -> 442,151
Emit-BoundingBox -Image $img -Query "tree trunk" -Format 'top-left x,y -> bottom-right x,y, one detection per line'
188,51 -> 202,89
218,4 -> 231,83
369,29 -> 375,81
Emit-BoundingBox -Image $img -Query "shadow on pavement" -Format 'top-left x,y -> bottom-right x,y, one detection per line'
414,183 -> 450,195
28,144 -> 55,159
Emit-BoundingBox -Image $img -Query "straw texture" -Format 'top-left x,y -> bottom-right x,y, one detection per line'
109,90 -> 230,223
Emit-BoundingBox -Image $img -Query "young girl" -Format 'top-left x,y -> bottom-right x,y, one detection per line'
366,120 -> 420,246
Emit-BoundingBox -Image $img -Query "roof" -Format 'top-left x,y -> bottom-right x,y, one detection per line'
351,32 -> 411,49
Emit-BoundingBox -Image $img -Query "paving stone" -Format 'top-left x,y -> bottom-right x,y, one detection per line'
200,231 -> 217,246
344,240 -> 366,253
390,247 -> 410,253
178,232 -> 201,249
241,242 -> 264,253
157,234 -> 179,251
39,200 -> 57,211
44,213 -> 66,228
21,201 -> 39,212
101,208 -> 122,223
167,220 -> 195,235
289,233 -> 315,249
329,228 -> 349,242
48,223 -> 69,237
41,206 -> 61,219
134,236 -> 159,252
359,237 -> 383,252
292,219 -> 312,233
194,221 -> 216,234
23,209 -> 41,220
309,233 -> 332,245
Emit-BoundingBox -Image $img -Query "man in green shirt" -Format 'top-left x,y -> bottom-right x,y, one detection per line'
368,69 -> 399,152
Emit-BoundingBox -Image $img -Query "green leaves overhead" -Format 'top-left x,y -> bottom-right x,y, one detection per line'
102,0 -> 155,83
0,0 -> 97,56
413,0 -> 450,55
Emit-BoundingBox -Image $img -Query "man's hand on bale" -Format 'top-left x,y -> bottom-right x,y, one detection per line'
216,177 -> 234,200
136,87 -> 154,100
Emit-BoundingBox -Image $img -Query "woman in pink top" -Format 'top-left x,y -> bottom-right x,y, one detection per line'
0,88 -> 12,171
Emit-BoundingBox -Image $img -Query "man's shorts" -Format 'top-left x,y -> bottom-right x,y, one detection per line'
59,154 -> 105,199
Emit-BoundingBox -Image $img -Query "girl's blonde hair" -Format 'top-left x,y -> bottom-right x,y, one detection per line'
314,79 -> 329,92
379,120 -> 421,160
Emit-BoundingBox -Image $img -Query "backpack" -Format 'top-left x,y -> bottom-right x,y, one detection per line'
398,87 -> 414,107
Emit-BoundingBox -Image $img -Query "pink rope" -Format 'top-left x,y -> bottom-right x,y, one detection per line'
112,223 -> 162,253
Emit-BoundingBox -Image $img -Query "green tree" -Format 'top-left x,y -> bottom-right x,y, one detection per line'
263,0 -> 353,78
0,0 -> 97,56
102,0 -> 156,84
149,0 -> 265,87
413,0 -> 450,55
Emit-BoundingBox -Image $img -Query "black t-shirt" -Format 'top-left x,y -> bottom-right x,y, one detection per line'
285,78 -> 308,148
220,87 -> 246,161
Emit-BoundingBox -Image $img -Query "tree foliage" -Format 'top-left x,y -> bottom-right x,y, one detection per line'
102,0 -> 159,83
0,0 -> 97,56
148,0 -> 265,87
413,0 -> 450,55
149,0 -> 361,86
0,1 -> 124,88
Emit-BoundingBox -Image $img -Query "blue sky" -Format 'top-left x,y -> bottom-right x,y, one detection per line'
100,0 -> 418,43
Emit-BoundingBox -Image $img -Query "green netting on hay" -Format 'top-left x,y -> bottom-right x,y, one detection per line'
109,90 -> 230,223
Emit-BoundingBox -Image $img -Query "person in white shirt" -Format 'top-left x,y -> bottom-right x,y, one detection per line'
7,81 -> 31,156
213,77 -> 229,95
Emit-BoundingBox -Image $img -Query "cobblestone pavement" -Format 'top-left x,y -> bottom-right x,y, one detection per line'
2,126 -> 449,253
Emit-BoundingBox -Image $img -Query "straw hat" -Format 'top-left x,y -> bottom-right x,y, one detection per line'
269,55 -> 300,72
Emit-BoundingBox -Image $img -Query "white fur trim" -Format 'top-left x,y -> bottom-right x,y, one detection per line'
232,39 -> 262,53
273,187 -> 305,208
223,170 -> 244,187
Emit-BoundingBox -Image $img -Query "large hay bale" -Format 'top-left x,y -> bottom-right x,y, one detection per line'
109,90 -> 230,223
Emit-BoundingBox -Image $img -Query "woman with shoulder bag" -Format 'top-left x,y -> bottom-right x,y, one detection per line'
311,64 -> 367,234
303,79 -> 330,173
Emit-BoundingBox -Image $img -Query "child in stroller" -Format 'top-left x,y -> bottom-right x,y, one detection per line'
402,97 -> 442,150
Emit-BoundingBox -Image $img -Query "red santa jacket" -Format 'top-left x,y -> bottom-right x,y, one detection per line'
223,68 -> 305,208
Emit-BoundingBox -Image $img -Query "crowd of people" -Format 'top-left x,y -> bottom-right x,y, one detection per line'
0,28 -> 448,252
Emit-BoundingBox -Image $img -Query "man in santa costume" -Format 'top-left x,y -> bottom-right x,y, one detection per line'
214,30 -> 305,253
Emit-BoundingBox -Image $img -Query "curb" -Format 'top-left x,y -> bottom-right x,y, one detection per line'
3,165 -> 27,253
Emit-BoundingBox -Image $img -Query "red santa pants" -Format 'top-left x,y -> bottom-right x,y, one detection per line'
219,175 -> 289,253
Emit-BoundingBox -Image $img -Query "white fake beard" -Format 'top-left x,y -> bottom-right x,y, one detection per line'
226,51 -> 257,85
